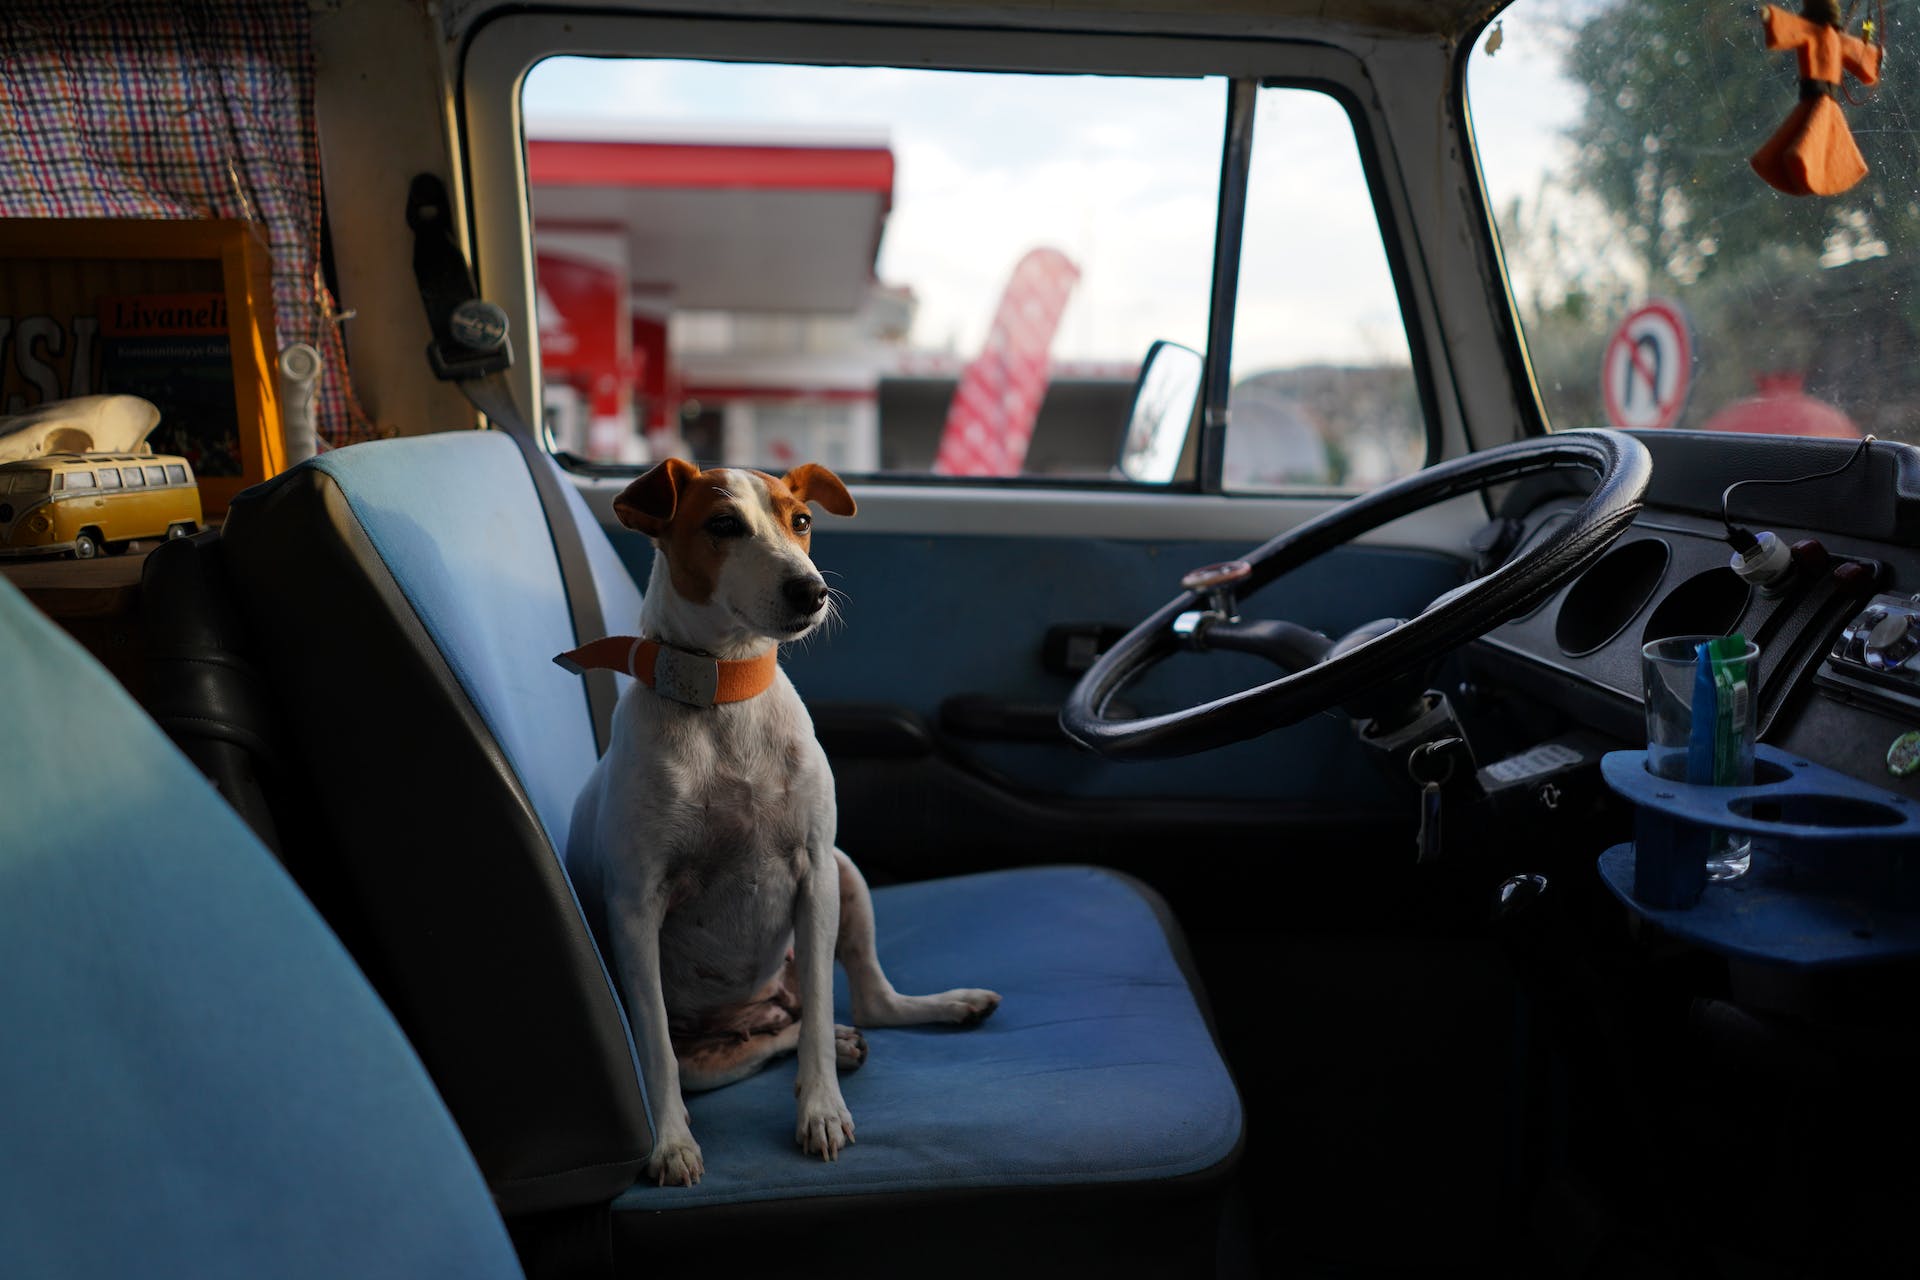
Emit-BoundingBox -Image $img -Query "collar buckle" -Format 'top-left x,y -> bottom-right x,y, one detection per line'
651,644 -> 722,707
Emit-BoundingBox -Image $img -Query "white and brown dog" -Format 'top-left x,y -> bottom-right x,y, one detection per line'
562,459 -> 1000,1187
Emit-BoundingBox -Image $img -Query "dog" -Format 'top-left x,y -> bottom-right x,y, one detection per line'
562,458 -> 1001,1188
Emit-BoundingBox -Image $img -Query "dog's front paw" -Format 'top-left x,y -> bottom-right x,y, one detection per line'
795,1085 -> 855,1161
645,1132 -> 705,1187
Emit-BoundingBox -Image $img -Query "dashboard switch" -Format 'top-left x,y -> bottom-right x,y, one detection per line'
1865,611 -> 1920,672
1826,594 -> 1920,704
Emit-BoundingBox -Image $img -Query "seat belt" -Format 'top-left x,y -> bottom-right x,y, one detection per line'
405,173 -> 619,755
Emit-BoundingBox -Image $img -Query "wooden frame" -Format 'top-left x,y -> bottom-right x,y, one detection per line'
0,219 -> 286,515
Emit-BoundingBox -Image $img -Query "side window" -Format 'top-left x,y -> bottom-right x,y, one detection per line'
521,58 -> 1222,479
65,470 -> 96,490
164,464 -> 186,485
1228,88 -> 1426,490
144,465 -> 167,486
98,467 -> 122,490
121,467 -> 144,488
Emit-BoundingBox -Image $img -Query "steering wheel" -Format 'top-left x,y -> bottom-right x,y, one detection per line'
1060,429 -> 1653,759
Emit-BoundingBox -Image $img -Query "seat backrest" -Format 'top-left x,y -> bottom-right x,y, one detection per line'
0,576 -> 524,1280
218,430 -> 651,1215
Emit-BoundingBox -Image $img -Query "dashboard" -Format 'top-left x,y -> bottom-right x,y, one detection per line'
1464,429 -> 1920,801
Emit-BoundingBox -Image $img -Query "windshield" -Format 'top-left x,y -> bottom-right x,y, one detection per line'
4,471 -> 51,496
1469,0 -> 1910,442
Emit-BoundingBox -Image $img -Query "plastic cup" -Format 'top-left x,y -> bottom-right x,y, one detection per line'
1641,635 -> 1760,881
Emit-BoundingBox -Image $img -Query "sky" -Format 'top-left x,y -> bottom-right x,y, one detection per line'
1467,10 -> 1585,213
1463,4 -> 1624,309
523,56 -> 1435,376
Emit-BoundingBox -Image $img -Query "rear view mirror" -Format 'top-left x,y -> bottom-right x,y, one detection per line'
1117,340 -> 1204,484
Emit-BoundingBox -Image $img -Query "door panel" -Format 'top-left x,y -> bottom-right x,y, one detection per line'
787,531 -> 1462,805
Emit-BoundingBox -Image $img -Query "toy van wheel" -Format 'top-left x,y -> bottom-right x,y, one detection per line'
71,532 -> 100,560
166,523 -> 196,540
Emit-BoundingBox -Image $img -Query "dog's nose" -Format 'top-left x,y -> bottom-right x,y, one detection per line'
783,576 -> 829,614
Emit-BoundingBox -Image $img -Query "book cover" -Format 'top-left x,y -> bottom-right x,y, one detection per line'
97,292 -> 241,477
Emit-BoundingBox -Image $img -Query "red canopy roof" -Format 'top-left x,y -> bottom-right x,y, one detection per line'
527,133 -> 894,314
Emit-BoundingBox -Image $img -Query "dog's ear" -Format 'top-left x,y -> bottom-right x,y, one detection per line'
783,463 -> 856,518
614,457 -> 699,537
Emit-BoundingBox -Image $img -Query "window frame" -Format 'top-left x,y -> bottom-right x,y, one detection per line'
1453,8 -> 1554,442
460,11 -> 1445,496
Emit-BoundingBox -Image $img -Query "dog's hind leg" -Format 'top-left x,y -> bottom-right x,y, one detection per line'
834,849 -> 1001,1028
679,1021 -> 869,1092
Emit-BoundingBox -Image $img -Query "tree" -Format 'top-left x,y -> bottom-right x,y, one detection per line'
1501,0 -> 1920,440
1565,0 -> 1918,287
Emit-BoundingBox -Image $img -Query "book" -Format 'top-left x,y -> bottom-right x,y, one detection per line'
97,292 -> 242,477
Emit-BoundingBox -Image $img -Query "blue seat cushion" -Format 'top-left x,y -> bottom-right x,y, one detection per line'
0,578 -> 522,1278
619,865 -> 1242,1209
305,431 -> 641,855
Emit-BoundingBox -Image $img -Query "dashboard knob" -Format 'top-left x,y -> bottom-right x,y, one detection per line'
1865,610 -> 1920,672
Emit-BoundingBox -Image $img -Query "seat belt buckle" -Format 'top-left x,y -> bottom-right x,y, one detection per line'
426,336 -> 513,381
426,298 -> 514,381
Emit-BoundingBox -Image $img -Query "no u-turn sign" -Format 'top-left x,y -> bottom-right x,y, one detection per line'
1601,299 -> 1692,431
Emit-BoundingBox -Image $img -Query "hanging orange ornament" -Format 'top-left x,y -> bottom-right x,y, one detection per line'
1750,0 -> 1884,196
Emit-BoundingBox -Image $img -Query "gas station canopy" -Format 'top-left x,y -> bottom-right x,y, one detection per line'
527,127 -> 894,313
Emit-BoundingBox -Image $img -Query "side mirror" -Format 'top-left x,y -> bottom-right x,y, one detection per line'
1117,340 -> 1204,484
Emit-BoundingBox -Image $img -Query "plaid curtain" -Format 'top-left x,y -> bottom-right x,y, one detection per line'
0,0 -> 374,447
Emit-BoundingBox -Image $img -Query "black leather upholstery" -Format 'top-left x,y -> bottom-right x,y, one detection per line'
141,533 -> 289,857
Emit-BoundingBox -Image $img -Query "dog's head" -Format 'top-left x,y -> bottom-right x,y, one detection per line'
614,460 -> 857,643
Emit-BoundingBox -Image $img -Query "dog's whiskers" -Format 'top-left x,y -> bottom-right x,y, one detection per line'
820,588 -> 848,639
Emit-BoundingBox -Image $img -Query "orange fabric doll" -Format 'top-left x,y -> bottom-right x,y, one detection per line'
1750,0 -> 1883,196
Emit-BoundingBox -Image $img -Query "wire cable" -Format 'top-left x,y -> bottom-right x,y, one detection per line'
1721,434 -> 1876,551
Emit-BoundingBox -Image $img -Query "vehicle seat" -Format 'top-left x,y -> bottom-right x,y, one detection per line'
211,431 -> 1243,1273
0,575 -> 524,1279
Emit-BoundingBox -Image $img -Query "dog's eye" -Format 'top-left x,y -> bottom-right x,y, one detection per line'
705,514 -> 745,538
791,512 -> 812,533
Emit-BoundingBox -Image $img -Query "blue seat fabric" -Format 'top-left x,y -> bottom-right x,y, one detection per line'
306,432 -> 640,855
286,432 -> 1242,1212
640,865 -> 1242,1209
0,578 -> 522,1279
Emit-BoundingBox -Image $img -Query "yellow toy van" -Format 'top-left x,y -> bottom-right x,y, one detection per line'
0,453 -> 203,559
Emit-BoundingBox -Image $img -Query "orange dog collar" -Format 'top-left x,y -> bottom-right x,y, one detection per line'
554,637 -> 778,708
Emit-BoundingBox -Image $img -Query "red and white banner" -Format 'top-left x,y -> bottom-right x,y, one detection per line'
933,247 -> 1080,476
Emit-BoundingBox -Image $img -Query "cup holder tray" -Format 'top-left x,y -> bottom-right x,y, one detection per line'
1598,746 -> 1920,967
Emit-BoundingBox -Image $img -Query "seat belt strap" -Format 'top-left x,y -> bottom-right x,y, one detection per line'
405,173 -> 618,755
